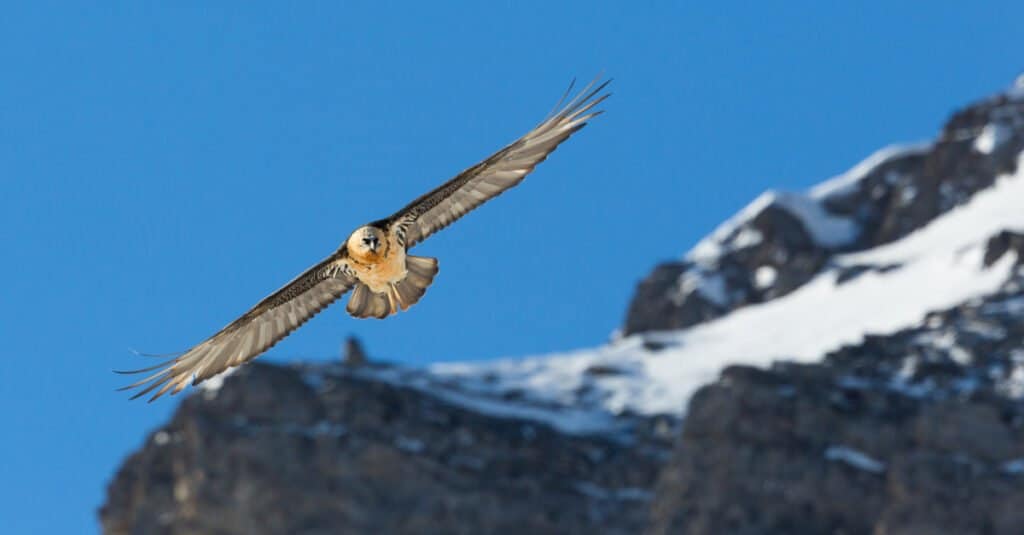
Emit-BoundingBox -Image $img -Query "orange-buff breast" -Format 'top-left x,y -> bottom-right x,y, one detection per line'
349,239 -> 408,293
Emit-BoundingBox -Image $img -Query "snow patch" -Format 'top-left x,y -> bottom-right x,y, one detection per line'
754,265 -> 777,289
356,365 -> 628,436
916,330 -> 974,365
688,189 -> 859,264
153,431 -> 170,446
732,227 -> 764,249
1009,74 -> 1024,100
809,143 -> 932,200
974,123 -> 1011,155
825,445 -> 886,473
684,143 -> 933,264
198,367 -> 237,397
997,350 -> 1024,399
689,192 -> 776,262
676,269 -> 728,307
774,192 -> 859,247
899,185 -> 917,206
840,157 -> 1024,267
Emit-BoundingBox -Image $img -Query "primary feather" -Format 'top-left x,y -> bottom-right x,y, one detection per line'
388,76 -> 611,248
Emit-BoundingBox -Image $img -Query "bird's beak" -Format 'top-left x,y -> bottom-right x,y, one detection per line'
370,238 -> 380,252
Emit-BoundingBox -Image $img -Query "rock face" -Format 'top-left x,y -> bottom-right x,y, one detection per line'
649,365 -> 1024,535
623,202 -> 832,334
649,267 -> 1024,534
102,82 -> 1024,534
100,362 -> 669,535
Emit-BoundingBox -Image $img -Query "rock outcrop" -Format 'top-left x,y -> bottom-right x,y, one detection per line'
100,362 -> 670,535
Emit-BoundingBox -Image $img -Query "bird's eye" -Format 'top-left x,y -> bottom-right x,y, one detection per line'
363,237 -> 373,245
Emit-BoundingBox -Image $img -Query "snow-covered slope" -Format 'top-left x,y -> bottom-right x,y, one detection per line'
430,153 -> 1023,418
689,142 -> 932,263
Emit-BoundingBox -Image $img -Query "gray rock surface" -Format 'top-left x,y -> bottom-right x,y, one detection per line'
100,362 -> 669,535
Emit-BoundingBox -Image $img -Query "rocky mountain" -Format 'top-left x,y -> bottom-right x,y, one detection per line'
102,79 -> 1024,534
100,360 -> 671,535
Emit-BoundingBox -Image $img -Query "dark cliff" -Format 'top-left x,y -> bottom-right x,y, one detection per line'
100,361 -> 671,535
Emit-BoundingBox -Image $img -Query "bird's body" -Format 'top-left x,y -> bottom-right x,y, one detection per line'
341,224 -> 439,318
344,225 -> 408,294
349,244 -> 408,295
119,77 -> 610,401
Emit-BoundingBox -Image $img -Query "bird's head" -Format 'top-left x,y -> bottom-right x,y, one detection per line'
348,226 -> 385,259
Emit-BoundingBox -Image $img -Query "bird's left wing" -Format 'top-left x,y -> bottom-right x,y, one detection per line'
386,77 -> 610,249
118,252 -> 356,401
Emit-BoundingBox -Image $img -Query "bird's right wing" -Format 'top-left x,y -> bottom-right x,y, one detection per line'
386,77 -> 610,249
118,252 -> 356,401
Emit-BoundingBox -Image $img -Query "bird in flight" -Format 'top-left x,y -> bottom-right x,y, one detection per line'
118,77 -> 610,401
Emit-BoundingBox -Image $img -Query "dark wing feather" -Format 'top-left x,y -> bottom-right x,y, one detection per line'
118,252 -> 356,401
388,77 -> 611,248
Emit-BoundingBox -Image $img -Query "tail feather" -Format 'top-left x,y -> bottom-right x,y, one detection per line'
346,256 -> 439,319
346,284 -> 391,319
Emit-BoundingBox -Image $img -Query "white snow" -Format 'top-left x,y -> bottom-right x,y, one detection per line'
1009,74 -> 1024,100
755,265 -> 777,289
974,123 -> 1011,155
198,367 -> 237,397
997,350 -> 1024,399
824,445 -> 886,473
687,144 -> 930,265
153,431 -> 171,446
435,235 -> 1014,415
899,185 -> 918,206
809,143 -> 931,200
839,158 -> 1024,267
688,190 -> 859,263
688,192 -> 776,262
914,331 -> 973,365
353,365 -> 627,436
676,269 -> 728,307
773,192 -> 860,247
732,227 -> 764,249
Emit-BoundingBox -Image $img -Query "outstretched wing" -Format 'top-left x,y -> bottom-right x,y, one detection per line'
387,77 -> 611,248
118,252 -> 356,401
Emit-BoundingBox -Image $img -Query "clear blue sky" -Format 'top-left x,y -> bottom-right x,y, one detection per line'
2,2 -> 1022,532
